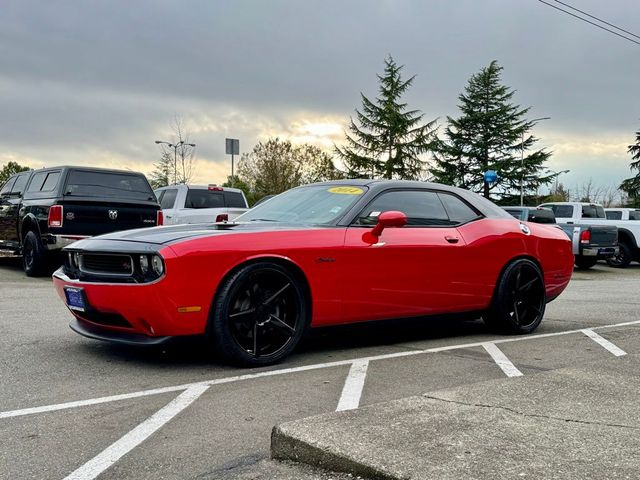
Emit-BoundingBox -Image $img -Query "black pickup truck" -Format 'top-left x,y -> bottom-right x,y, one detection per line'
0,166 -> 161,276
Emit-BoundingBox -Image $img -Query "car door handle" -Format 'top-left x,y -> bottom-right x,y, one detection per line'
445,236 -> 459,244
165,215 -> 172,219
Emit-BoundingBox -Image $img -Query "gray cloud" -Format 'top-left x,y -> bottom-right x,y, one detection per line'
1,0 -> 639,189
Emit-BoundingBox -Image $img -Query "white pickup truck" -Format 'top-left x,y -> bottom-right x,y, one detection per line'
540,202 -> 640,268
154,184 -> 249,225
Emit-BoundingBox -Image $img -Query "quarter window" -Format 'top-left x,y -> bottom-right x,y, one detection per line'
356,190 -> 451,226
11,173 -> 30,194
0,177 -> 16,195
437,193 -> 480,224
41,172 -> 61,192
27,172 -> 48,192
606,211 -> 622,220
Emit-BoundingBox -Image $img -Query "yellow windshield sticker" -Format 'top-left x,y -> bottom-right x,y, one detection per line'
327,186 -> 364,195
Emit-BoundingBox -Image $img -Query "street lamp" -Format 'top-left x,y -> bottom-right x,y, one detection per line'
155,140 -> 196,184
520,117 -> 551,206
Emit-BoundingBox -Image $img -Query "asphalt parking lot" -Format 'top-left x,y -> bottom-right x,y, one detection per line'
1,257 -> 639,480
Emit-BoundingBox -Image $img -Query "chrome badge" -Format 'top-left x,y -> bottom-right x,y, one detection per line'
108,210 -> 118,220
519,223 -> 531,235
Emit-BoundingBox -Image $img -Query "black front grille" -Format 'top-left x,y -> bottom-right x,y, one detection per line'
80,254 -> 133,275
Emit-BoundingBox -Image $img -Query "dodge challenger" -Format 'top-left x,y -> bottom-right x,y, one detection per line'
53,180 -> 574,366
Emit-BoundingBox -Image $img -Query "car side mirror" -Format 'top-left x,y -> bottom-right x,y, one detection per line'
363,210 -> 407,243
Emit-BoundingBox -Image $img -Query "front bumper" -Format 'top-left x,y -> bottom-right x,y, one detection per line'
43,234 -> 90,251
581,246 -> 619,259
52,267 -> 209,340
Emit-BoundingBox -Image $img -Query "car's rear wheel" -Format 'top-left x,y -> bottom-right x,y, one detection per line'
208,262 -> 309,366
574,256 -> 598,270
22,231 -> 47,277
606,242 -> 632,268
483,259 -> 545,334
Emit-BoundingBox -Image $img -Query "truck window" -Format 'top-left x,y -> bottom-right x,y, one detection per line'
630,210 -> 640,221
504,209 -> 523,220
185,190 -> 224,209
1,177 -> 17,195
64,170 -> 154,200
606,211 -> 622,220
546,204 -> 573,218
11,173 -> 30,194
41,171 -> 61,192
582,205 -> 605,218
27,172 -> 48,192
160,189 -> 178,209
224,191 -> 247,208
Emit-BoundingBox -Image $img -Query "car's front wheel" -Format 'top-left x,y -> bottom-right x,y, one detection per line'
208,262 -> 309,366
483,259 -> 546,334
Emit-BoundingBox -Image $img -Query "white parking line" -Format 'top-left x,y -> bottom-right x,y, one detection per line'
482,342 -> 523,377
63,384 -> 210,480
2,319 -> 638,420
336,359 -> 369,411
581,329 -> 627,357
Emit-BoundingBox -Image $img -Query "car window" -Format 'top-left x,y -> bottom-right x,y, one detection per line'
504,208 -> 523,220
606,211 -> 622,220
27,172 -> 48,192
543,204 -> 573,218
185,190 -> 224,209
11,173 -> 30,194
154,190 -> 164,204
582,205 -> 605,218
437,192 -> 480,223
160,189 -> 178,209
64,170 -> 154,200
356,190 -> 452,226
41,171 -> 61,192
629,210 -> 640,221
0,176 -> 17,195
528,209 -> 555,224
224,191 -> 247,208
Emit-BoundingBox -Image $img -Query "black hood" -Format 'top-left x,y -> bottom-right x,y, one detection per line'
66,222 -> 319,251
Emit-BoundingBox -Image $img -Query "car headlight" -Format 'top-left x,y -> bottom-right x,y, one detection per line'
139,255 -> 149,274
151,255 -> 164,276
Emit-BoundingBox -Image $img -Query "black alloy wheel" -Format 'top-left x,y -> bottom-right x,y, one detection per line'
209,262 -> 309,366
606,242 -> 632,268
484,259 -> 546,334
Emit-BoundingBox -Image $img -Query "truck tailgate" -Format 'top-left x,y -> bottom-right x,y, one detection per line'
58,200 -> 159,235
589,225 -> 618,246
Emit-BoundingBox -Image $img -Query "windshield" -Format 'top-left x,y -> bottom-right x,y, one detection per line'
237,184 -> 367,224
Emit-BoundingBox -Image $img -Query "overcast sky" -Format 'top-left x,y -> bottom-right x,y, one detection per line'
1,0 -> 639,194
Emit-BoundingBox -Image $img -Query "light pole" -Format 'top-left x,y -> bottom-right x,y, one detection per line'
155,140 -> 196,184
521,117 -> 551,206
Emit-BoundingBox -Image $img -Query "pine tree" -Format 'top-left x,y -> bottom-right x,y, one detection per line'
432,60 -> 555,200
620,127 -> 640,206
149,152 -> 173,189
336,56 -> 437,180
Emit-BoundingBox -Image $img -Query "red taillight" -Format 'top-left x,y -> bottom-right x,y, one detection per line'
215,214 -> 228,222
48,205 -> 63,228
156,210 -> 164,226
580,229 -> 591,244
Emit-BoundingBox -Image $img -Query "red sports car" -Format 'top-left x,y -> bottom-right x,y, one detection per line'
53,180 -> 574,366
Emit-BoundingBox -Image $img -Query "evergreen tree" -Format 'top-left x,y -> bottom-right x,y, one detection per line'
0,161 -> 30,184
620,127 -> 640,206
149,152 -> 174,189
432,60 -> 555,200
336,56 -> 437,180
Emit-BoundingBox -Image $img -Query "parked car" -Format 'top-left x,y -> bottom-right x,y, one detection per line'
540,202 -> 640,268
53,180 -> 573,366
0,166 -> 161,276
154,184 -> 248,225
503,206 -> 556,224
605,208 -> 640,221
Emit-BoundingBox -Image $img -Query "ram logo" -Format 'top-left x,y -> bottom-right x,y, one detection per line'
108,210 -> 118,220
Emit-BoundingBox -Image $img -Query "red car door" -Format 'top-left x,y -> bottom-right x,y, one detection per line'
339,189 -> 482,323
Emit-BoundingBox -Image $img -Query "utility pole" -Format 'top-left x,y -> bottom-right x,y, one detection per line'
226,138 -> 240,185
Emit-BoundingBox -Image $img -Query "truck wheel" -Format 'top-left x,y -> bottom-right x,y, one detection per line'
574,256 -> 598,270
22,231 -> 47,277
606,242 -> 632,268
483,259 -> 546,334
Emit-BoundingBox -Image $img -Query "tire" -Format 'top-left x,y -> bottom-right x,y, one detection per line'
574,256 -> 598,270
22,231 -> 47,277
208,262 -> 310,367
606,242 -> 632,269
483,259 -> 546,334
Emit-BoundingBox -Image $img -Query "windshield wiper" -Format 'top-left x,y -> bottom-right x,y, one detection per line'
248,218 -> 279,222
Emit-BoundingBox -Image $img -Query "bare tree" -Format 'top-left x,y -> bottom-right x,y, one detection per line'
154,116 -> 197,184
